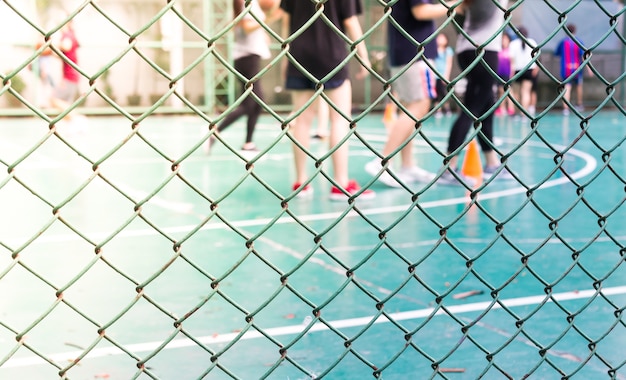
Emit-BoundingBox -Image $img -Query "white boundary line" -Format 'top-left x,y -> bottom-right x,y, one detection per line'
2,137 -> 611,369
4,285 -> 626,368
29,140 -> 597,244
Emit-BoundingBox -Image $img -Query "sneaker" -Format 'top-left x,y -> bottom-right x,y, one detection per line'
329,180 -> 375,201
563,108 -> 570,116
495,108 -> 503,116
507,108 -> 515,116
399,165 -> 436,183
241,143 -> 259,152
365,159 -> 405,188
436,170 -> 477,187
292,182 -> 314,198
483,165 -> 514,180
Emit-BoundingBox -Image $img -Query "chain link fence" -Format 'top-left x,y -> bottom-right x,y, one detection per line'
1,0 -> 625,379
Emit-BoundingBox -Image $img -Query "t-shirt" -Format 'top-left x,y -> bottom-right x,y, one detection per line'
61,29 -> 80,83
455,0 -> 508,53
555,36 -> 584,79
509,37 -> 538,72
434,46 -> 454,77
232,1 -> 271,60
497,47 -> 511,78
280,0 -> 362,83
387,0 -> 437,67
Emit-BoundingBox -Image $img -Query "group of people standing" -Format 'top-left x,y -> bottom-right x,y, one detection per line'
213,0 -> 590,199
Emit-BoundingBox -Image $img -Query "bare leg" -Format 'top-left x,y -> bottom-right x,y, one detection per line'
576,83 -> 584,107
563,83 -> 572,108
520,80 -> 533,112
325,80 -> 352,187
315,98 -> 329,138
290,90 -> 316,185
382,98 -> 431,168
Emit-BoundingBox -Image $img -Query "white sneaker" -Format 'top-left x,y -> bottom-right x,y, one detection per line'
483,165 -> 514,180
399,165 -> 436,183
365,159 -> 406,188
436,170 -> 477,187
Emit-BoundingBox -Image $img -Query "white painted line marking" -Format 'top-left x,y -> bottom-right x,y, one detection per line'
31,141 -> 597,244
4,285 -> 625,368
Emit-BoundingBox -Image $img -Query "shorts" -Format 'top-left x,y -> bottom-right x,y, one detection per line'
285,76 -> 346,91
564,72 -> 583,85
54,79 -> 79,102
389,60 -> 436,103
515,69 -> 538,91
514,69 -> 537,83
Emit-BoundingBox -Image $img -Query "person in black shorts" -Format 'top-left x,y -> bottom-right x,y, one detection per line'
279,0 -> 374,201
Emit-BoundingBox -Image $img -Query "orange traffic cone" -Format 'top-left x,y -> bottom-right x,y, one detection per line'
461,139 -> 483,182
382,103 -> 397,126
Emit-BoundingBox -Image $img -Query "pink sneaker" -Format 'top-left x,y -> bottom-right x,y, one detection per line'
495,108 -> 503,116
292,183 -> 313,198
507,108 -> 515,116
329,180 -> 375,201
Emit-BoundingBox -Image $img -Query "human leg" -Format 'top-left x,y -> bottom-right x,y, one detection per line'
313,97 -> 329,139
440,50 -> 500,183
520,79 -> 533,114
289,90 -> 317,186
216,55 -> 262,146
325,80 -> 352,188
385,99 -> 431,168
562,82 -> 572,113
575,76 -> 584,109
368,61 -> 434,186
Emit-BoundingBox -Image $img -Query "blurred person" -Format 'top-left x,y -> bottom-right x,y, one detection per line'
434,33 -> 454,117
51,20 -> 82,117
495,32 -> 515,116
32,42 -> 56,107
279,0 -> 374,200
554,23 -> 591,115
312,97 -> 329,140
208,0 -> 278,153
438,0 -> 511,185
365,0 -> 462,188
508,26 -> 539,117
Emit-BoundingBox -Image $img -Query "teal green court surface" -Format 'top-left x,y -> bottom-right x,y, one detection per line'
0,110 -> 624,379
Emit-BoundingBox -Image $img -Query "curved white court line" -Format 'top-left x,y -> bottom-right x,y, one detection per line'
32,140 -> 597,243
4,285 -> 625,368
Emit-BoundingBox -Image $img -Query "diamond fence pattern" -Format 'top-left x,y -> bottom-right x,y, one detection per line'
0,0 -> 625,379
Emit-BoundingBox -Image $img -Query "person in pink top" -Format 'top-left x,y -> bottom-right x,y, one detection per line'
48,19 -> 86,127
54,19 -> 80,104
495,32 -> 515,116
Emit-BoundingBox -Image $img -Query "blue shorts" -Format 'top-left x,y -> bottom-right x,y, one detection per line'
285,76 -> 346,91
565,72 -> 583,85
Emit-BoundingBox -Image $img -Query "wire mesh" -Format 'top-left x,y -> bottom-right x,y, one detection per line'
0,0 -> 625,379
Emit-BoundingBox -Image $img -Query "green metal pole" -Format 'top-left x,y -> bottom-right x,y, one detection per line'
203,0 -> 214,112
619,2 -> 626,105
